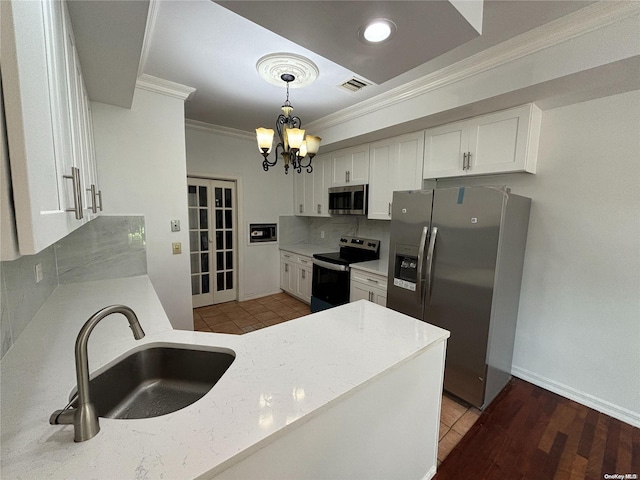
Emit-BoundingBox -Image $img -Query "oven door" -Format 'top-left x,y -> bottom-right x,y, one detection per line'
311,259 -> 350,312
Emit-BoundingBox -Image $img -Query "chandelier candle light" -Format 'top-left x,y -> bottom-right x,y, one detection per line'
256,73 -> 321,174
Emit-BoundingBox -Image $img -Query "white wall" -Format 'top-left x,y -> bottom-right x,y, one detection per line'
91,88 -> 193,330
438,90 -> 640,425
185,125 -> 294,300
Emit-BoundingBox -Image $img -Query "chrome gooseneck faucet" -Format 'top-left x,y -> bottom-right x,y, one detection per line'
50,305 -> 145,442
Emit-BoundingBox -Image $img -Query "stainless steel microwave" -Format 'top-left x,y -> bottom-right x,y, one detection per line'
328,185 -> 368,215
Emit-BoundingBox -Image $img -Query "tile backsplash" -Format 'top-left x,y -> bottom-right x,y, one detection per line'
0,216 -> 146,358
279,215 -> 391,261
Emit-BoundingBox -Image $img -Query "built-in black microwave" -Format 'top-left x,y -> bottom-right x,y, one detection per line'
328,185 -> 368,215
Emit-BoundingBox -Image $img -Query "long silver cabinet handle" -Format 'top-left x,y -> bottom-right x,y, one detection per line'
425,227 -> 438,306
97,190 -> 103,211
416,226 -> 428,304
388,202 -> 392,216
466,152 -> 471,170
63,167 -> 83,220
86,184 -> 97,214
317,204 -> 321,214
462,152 -> 468,170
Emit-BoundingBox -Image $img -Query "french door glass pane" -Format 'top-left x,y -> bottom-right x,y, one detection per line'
189,232 -> 199,251
199,186 -> 207,207
190,254 -> 199,274
215,210 -> 223,229
188,186 -> 197,207
216,231 -> 223,250
200,232 -> 209,251
226,272 -> 233,290
191,275 -> 200,295
188,209 -> 197,229
216,252 -> 224,272
224,188 -> 232,207
215,187 -> 222,207
226,251 -> 232,269
201,253 -> 209,273
199,209 -> 208,229
217,272 -> 224,291
225,210 -> 232,228
202,274 -> 210,294
225,231 -> 232,249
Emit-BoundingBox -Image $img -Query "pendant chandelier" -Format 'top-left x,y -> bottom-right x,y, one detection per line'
256,73 -> 321,175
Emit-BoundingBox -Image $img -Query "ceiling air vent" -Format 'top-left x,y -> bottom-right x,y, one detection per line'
339,77 -> 372,92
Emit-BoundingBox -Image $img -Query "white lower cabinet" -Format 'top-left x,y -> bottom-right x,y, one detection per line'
350,268 -> 387,306
280,251 -> 312,304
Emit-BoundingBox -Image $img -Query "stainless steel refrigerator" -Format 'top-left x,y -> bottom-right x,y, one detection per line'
387,186 -> 530,409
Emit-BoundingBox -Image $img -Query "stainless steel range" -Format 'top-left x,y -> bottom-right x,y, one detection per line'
311,236 -> 380,312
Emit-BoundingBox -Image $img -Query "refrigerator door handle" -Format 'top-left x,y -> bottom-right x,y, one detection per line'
425,227 -> 438,305
416,226 -> 429,304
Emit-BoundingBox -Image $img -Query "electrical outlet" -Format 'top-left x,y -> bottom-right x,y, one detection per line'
320,231 -> 325,239
34,263 -> 43,283
172,242 -> 182,254
171,220 -> 180,232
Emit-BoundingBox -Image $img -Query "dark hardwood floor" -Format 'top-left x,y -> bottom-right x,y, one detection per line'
435,378 -> 639,480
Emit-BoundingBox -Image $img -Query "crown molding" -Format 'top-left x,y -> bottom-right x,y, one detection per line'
136,74 -> 196,101
137,0 -> 160,77
306,1 -> 640,132
185,119 -> 255,141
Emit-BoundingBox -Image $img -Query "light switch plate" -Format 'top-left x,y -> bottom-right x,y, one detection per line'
171,220 -> 180,232
172,242 -> 182,254
34,263 -> 43,283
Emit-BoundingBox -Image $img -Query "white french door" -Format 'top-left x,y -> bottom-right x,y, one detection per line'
188,178 -> 237,307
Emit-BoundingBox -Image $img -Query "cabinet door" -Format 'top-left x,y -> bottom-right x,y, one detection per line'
423,120 -> 469,179
349,146 -> 370,184
303,169 -> 314,215
295,264 -> 312,304
371,288 -> 387,307
280,258 -> 294,292
312,154 -> 330,216
2,0 -> 84,254
368,140 -> 393,220
394,132 -> 425,190
331,146 -> 370,186
331,150 -> 350,186
350,282 -> 372,303
294,172 -> 305,215
468,104 -> 539,175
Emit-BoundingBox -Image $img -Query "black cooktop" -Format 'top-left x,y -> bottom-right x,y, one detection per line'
313,236 -> 380,266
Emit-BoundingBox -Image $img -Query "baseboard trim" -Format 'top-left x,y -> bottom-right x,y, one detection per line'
511,365 -> 640,428
240,289 -> 284,301
422,465 -> 437,480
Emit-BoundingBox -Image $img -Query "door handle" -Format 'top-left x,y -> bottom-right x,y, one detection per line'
416,226 -> 428,304
425,227 -> 438,306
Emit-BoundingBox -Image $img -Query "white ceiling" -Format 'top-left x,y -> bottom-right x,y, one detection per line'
72,0 -> 596,133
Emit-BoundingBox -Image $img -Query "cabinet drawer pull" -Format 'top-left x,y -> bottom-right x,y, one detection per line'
462,152 -> 467,170
283,254 -> 291,258
388,202 -> 392,216
317,204 -> 321,214
368,291 -> 373,301
367,278 -> 379,284
285,264 -> 289,272
299,259 -> 308,264
466,152 -> 471,170
63,167 -> 83,220
301,269 -> 306,280
97,190 -> 103,211
299,204 -> 303,213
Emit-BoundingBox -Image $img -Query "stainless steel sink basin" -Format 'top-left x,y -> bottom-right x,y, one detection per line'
69,346 -> 235,419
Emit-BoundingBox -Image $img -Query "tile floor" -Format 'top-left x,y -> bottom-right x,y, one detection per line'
193,292 -> 480,462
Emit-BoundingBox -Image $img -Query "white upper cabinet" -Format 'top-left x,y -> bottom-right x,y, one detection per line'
368,131 -> 424,220
293,153 -> 331,217
2,0 -> 100,254
423,104 -> 541,179
331,145 -> 369,186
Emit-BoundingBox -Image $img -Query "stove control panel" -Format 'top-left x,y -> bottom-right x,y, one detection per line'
339,236 -> 380,253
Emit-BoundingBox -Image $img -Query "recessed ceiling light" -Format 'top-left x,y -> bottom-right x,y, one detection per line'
359,19 -> 397,44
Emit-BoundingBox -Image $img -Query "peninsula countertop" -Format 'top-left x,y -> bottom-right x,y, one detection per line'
1,275 -> 448,479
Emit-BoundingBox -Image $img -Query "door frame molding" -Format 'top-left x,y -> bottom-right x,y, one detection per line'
187,172 -> 245,302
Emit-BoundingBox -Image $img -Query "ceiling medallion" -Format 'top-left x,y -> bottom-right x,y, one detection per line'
256,53 -> 319,88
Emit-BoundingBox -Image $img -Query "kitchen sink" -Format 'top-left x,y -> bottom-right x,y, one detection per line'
69,346 -> 235,419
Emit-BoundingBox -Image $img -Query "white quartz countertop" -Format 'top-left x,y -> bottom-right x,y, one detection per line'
1,275 -> 448,479
350,258 -> 390,277
279,243 -> 329,258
